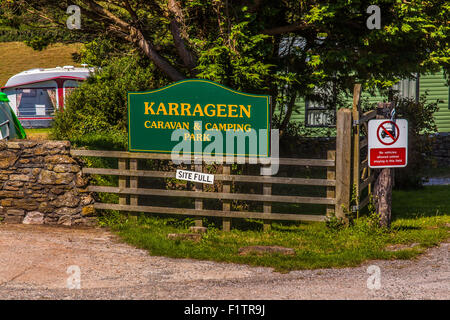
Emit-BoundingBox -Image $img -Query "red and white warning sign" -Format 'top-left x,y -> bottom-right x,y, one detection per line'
368,119 -> 408,168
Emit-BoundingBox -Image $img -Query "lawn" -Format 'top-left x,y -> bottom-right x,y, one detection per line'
24,128 -> 51,140
0,42 -> 82,87
99,185 -> 450,272
392,185 -> 450,218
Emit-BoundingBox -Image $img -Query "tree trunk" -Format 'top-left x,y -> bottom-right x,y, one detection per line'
374,167 -> 392,228
86,0 -> 186,81
168,0 -> 198,76
279,92 -> 297,136
374,102 -> 393,228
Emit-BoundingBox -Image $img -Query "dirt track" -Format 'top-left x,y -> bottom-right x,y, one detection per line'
0,223 -> 448,300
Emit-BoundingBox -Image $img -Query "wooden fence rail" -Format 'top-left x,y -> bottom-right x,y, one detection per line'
70,149 -> 335,166
71,150 -> 342,230
81,168 -> 336,186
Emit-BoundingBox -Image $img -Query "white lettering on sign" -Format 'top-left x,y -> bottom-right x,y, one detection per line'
176,169 -> 214,184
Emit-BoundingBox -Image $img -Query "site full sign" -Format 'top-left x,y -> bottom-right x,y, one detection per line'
128,79 -> 271,157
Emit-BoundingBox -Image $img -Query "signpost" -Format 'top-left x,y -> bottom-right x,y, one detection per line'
368,119 -> 408,168
128,79 -> 271,157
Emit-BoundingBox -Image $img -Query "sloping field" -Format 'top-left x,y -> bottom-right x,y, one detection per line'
0,41 -> 82,87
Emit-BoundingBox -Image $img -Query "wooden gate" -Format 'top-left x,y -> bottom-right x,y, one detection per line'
351,84 -> 377,217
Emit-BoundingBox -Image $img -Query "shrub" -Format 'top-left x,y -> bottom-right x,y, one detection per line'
392,93 -> 440,189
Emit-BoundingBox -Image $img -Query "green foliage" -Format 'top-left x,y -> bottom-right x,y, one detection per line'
392,93 -> 440,189
195,20 -> 274,92
325,214 -> 346,231
24,34 -> 53,51
77,38 -> 130,67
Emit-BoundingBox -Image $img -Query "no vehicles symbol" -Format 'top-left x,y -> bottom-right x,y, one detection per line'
376,121 -> 400,146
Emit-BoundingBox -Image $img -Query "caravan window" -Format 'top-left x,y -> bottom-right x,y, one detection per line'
21,89 -> 36,97
16,88 -> 57,117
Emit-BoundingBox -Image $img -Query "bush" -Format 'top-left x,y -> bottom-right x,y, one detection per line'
392,93 -> 440,189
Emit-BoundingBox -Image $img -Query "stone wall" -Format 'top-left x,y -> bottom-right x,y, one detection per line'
430,133 -> 450,167
0,140 -> 95,226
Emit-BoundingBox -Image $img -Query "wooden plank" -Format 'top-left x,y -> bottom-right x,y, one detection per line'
326,150 -> 336,218
359,137 -> 368,149
359,195 -> 370,210
359,175 -> 375,195
88,185 -> 336,205
361,166 -> 367,181
360,159 -> 368,171
359,110 -> 377,124
118,159 -> 127,206
335,108 -> 352,221
194,163 -> 203,227
262,164 -> 272,232
275,158 -> 334,167
82,168 -> 335,186
71,149 -> 335,167
222,165 -> 231,231
129,159 -> 138,206
93,203 -> 327,222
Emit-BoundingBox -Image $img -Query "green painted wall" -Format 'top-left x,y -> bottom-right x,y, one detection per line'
291,97 -> 306,123
419,70 -> 450,132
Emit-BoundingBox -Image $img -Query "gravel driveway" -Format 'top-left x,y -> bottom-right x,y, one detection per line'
0,224 -> 448,300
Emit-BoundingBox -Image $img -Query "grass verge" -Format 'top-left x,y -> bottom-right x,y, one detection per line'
98,186 -> 450,272
24,128 -> 51,140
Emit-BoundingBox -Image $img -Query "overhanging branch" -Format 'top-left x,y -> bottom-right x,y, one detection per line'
85,0 -> 186,81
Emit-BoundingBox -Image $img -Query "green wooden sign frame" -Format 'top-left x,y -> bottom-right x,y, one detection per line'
127,79 -> 271,157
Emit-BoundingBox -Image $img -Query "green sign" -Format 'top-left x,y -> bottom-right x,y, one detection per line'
128,79 -> 271,157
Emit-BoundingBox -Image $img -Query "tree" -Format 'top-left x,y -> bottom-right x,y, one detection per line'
1,0 -> 448,129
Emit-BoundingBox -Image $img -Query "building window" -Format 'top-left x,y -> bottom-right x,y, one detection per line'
305,101 -> 335,127
392,74 -> 419,102
305,84 -> 336,127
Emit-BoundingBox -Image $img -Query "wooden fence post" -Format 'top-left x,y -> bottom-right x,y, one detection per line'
222,164 -> 231,231
194,163 -> 203,227
262,164 -> 272,231
118,158 -> 128,206
130,159 -> 138,206
335,108 -> 352,222
326,150 -> 336,218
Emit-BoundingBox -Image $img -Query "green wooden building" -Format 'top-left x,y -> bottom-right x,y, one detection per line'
290,70 -> 450,132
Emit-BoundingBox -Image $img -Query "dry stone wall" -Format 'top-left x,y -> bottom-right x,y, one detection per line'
430,133 -> 450,167
0,140 -> 95,226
